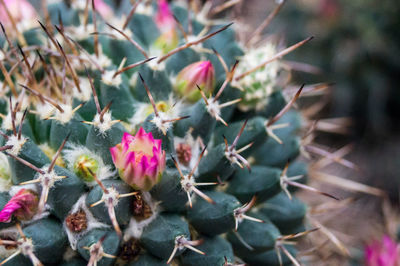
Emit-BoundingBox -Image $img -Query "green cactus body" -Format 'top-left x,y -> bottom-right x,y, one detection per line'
0,0 -> 323,265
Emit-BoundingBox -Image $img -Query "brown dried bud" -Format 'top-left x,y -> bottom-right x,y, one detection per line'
176,143 -> 192,166
65,210 -> 87,233
2,237 -> 17,250
118,238 -> 141,262
133,193 -> 152,221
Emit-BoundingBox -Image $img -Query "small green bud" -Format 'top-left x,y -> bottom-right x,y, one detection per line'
73,154 -> 99,182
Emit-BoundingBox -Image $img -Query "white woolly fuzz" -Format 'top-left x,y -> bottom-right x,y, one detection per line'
0,153 -> 11,192
148,58 -> 165,71
173,133 -> 202,173
70,24 -> 95,41
123,192 -> 159,241
186,35 -> 205,53
0,243 -> 16,259
151,113 -> 171,134
64,194 -> 109,250
16,20 -> 36,35
73,78 -> 92,102
92,112 -> 116,134
35,103 -> 55,120
206,98 -> 221,118
129,103 -> 149,128
102,70 -> 122,86
22,210 -> 50,226
102,187 -> 120,207
5,135 -> 27,156
1,111 -> 23,131
147,47 -> 165,71
37,167 -> 60,189
91,48 -> 112,69
129,72 -> 139,88
70,57 -> 85,72
105,17 -> 134,39
0,178 -> 11,193
18,239 -> 36,265
71,0 -> 86,10
9,184 -> 38,197
136,3 -> 153,15
63,144 -> 114,186
53,104 -> 74,124
129,94 -> 183,131
0,227 -> 18,259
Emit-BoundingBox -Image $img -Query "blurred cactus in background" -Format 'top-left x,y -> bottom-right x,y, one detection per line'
219,0 -> 400,203
0,0 -> 338,265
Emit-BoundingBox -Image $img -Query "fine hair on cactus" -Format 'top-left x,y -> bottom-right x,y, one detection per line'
0,0 -> 341,265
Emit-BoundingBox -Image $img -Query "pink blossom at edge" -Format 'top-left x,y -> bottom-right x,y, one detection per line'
365,235 -> 400,266
0,0 -> 37,26
0,189 -> 38,222
94,0 -> 113,20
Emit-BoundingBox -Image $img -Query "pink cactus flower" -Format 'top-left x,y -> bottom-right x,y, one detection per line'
0,189 -> 38,222
175,61 -> 216,102
94,0 -> 113,20
154,0 -> 178,53
0,0 -> 37,27
110,128 -> 166,191
155,0 -> 175,33
365,235 -> 400,266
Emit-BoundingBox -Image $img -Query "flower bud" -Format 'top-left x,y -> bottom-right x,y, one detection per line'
175,61 -> 215,102
153,0 -> 179,53
73,154 -> 100,182
110,128 -> 166,191
0,189 -> 38,222
155,0 -> 175,33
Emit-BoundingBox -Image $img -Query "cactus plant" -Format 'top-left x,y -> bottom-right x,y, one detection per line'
0,0 -> 334,265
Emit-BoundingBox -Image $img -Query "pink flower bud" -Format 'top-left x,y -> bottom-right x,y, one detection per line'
0,0 -> 37,27
0,189 -> 38,222
365,235 -> 400,266
110,128 -> 166,191
175,61 -> 216,102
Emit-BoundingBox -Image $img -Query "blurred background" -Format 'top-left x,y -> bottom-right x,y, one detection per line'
225,0 -> 400,264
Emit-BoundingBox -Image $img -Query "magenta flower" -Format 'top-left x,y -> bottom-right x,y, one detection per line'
0,189 -> 38,222
0,0 -> 37,27
155,0 -> 175,33
154,0 -> 178,53
110,128 -> 166,191
365,235 -> 400,266
175,61 -> 216,102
